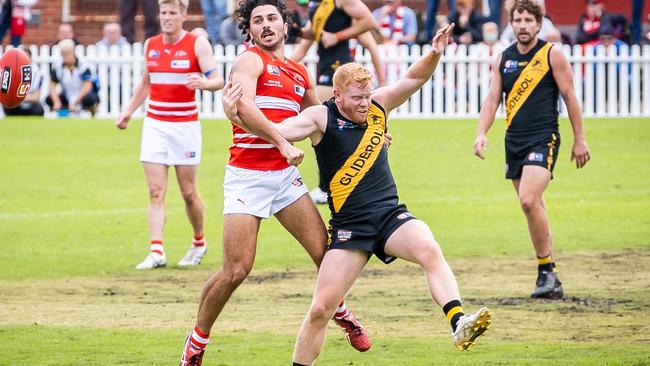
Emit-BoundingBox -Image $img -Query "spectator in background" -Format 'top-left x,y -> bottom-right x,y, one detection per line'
199,0 -> 228,44
448,0 -> 484,45
46,39 -> 100,116
219,11 -> 245,46
576,0 -> 628,46
373,0 -> 418,46
488,0 -> 502,28
595,23 -> 625,50
119,0 -> 159,43
95,22 -> 130,48
0,0 -> 10,44
481,21 -> 499,48
4,0 -> 37,46
425,0 -> 456,42
53,23 -> 81,46
630,0 -> 645,44
3,47 -> 44,116
287,0 -> 309,44
545,25 -> 563,44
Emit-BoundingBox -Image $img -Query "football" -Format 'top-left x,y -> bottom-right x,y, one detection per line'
0,48 -> 32,108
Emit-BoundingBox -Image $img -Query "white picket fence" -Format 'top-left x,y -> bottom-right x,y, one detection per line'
23,42 -> 650,119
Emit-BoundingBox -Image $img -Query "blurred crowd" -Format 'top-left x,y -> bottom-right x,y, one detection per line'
1,0 -> 649,118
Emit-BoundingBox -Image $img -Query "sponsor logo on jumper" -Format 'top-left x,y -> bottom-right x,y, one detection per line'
148,50 -> 160,58
294,84 -> 305,97
171,60 -> 190,69
174,50 -> 188,57
507,76 -> 534,111
339,129 -> 383,186
267,65 -> 280,75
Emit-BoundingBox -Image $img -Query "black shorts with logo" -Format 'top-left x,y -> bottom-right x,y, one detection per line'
316,53 -> 353,86
327,204 -> 416,264
505,131 -> 560,179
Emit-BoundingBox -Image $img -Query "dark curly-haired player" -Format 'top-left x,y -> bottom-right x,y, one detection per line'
179,0 -> 370,364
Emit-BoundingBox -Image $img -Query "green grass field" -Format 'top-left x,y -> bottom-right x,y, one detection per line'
1,117 -> 649,365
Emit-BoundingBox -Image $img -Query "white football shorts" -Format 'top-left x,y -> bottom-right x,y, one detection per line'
140,117 -> 201,166
223,164 -> 309,218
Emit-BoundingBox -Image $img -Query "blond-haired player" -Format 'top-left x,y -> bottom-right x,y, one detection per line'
116,0 -> 224,269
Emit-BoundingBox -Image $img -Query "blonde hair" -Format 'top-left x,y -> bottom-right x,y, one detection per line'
158,0 -> 189,13
333,63 -> 373,90
57,38 -> 76,52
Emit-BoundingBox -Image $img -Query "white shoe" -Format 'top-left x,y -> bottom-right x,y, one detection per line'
178,245 -> 207,266
135,252 -> 167,270
309,187 -> 328,204
451,307 -> 491,351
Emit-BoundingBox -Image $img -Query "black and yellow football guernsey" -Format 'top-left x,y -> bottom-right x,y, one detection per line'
500,40 -> 561,179
308,0 -> 353,86
314,98 -> 415,264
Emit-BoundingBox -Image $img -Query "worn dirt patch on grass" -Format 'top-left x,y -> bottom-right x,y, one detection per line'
1,249 -> 648,344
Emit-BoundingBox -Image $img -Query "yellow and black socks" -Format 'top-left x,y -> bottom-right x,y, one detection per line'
443,300 -> 464,332
537,255 -> 554,272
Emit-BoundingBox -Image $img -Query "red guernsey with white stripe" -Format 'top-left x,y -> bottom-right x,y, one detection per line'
145,31 -> 201,122
229,46 -> 310,170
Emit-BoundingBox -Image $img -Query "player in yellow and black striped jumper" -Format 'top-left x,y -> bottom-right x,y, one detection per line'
474,0 -> 591,299
222,23 -> 492,365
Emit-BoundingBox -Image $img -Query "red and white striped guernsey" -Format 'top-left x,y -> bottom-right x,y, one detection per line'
228,46 -> 311,171
145,31 -> 201,122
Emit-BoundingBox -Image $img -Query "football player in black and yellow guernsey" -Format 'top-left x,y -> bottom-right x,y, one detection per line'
473,0 -> 590,300
224,23 -> 492,365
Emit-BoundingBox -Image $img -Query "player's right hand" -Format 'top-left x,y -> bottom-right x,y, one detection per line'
222,81 -> 242,121
279,142 -> 304,167
473,135 -> 488,159
115,112 -> 131,129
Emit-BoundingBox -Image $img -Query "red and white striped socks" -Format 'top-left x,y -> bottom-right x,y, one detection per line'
150,240 -> 164,256
190,326 -> 210,350
334,300 -> 349,320
193,234 -> 205,248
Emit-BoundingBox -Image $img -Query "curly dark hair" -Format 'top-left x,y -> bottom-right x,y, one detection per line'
506,0 -> 545,24
235,0 -> 292,42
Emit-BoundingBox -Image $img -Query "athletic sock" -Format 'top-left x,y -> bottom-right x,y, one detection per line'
551,261 -> 558,273
443,300 -> 464,332
193,233 -> 205,247
537,255 -> 553,272
189,326 -> 210,351
292,363 -> 308,366
333,300 -> 349,319
150,240 -> 164,256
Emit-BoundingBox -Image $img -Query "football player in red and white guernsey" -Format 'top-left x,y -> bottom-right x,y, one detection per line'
178,0 -> 370,364
116,0 -> 224,270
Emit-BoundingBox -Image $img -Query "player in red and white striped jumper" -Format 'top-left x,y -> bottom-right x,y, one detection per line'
179,0 -> 370,364
116,0 -> 224,270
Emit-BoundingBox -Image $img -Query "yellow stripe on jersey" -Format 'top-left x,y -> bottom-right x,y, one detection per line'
312,0 -> 336,43
330,102 -> 386,213
505,42 -> 553,129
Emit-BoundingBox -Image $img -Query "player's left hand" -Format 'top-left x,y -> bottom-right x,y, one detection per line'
384,132 -> 393,148
185,73 -> 205,90
320,31 -> 339,48
222,81 -> 243,121
431,23 -> 454,54
571,140 -> 590,168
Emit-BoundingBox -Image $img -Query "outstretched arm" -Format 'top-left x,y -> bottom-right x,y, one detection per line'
550,46 -> 590,168
372,23 -> 454,113
473,53 -> 503,159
